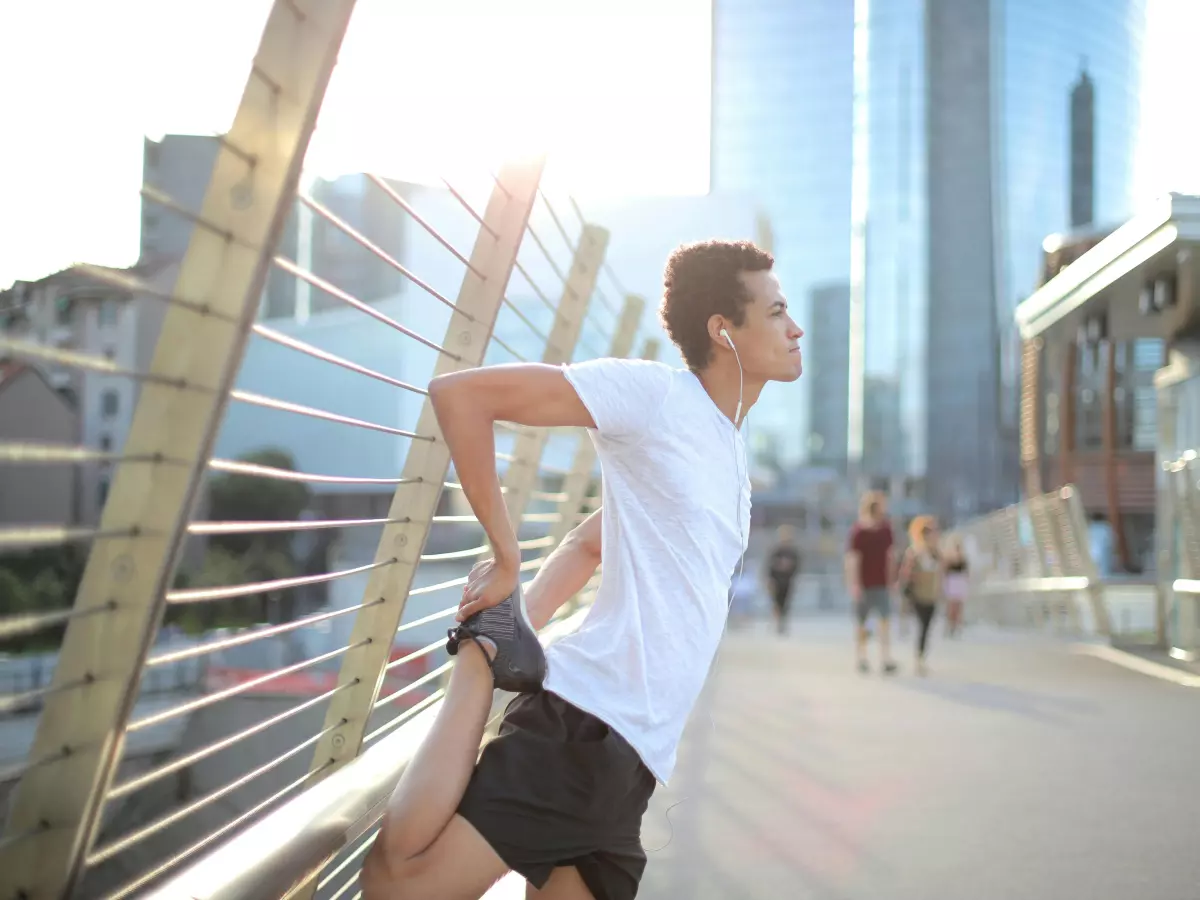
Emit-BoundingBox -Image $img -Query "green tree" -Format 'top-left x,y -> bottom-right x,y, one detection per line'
0,565 -> 68,653
0,568 -> 31,618
172,448 -> 312,630
207,448 -> 311,556
0,546 -> 81,653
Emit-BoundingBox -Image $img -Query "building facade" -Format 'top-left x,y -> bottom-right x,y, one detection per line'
850,0 -> 1146,521
141,135 -> 221,263
0,363 -> 77,527
0,260 -> 179,524
806,281 -> 851,469
1016,196 -> 1200,576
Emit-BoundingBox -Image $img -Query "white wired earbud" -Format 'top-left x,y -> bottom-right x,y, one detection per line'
717,323 -> 746,692
720,327 -> 743,425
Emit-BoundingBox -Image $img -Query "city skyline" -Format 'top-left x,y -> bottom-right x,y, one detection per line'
838,0 -> 1151,521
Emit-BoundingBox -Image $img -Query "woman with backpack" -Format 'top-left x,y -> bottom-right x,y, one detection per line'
899,515 -> 943,676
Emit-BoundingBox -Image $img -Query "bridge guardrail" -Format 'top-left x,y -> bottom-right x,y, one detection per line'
0,2 -> 651,896
953,473 -> 1200,656
143,608 -> 588,900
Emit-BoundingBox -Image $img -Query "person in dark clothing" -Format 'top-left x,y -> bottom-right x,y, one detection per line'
845,491 -> 897,674
764,525 -> 801,634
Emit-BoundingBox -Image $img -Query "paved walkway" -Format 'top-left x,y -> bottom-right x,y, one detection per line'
636,618 -> 1200,900
487,618 -> 1200,899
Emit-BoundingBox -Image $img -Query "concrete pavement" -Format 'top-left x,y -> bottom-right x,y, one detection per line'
636,618 -> 1200,900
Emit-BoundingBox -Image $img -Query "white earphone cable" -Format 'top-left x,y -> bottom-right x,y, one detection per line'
705,337 -> 748,720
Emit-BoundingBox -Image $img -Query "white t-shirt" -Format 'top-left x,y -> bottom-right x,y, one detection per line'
545,358 -> 750,783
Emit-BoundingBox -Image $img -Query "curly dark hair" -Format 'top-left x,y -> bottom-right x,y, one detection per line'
659,239 -> 775,371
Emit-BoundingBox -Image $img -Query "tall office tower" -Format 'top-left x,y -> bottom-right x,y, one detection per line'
711,0 -> 854,469
849,0 -> 1145,520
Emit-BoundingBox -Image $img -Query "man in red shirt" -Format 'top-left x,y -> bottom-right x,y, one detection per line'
845,491 -> 897,674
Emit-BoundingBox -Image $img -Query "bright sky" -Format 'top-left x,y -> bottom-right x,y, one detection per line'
1133,0 -> 1200,204
3,0 -> 1197,291
0,0 -> 712,288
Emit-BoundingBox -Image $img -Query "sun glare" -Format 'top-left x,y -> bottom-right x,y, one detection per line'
309,0 -> 712,197
0,0 -> 711,287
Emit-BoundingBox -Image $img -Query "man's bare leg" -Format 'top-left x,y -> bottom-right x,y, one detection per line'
363,640 -> 507,896
362,813 -> 507,900
362,518 -> 604,896
878,616 -> 895,670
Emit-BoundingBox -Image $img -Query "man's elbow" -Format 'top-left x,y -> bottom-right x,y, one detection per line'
565,524 -> 603,562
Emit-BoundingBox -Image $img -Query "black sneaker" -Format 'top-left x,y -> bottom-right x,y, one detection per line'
446,583 -> 547,693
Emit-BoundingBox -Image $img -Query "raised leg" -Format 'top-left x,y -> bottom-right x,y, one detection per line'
362,812 -> 509,900
363,641 -> 505,897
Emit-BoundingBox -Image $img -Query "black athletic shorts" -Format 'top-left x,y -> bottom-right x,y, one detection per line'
457,690 -> 656,900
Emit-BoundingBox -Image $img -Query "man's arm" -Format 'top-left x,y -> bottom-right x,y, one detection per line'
429,364 -> 596,613
524,509 -> 603,630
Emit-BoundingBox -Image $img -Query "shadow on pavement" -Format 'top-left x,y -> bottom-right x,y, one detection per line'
890,677 -> 1100,724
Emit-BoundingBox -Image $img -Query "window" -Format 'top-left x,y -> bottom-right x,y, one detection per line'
99,434 -> 112,453
104,347 -> 116,361
1124,339 -> 1163,451
1133,339 -> 1164,371
101,389 -> 119,418
98,477 -> 111,509
1132,387 -> 1157,450
54,295 -> 72,325
98,299 -> 118,327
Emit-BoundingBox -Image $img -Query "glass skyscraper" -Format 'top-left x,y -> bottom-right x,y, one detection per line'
851,0 -> 1146,519
712,0 -> 854,470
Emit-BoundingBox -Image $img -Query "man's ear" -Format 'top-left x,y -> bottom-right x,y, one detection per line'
707,313 -> 729,348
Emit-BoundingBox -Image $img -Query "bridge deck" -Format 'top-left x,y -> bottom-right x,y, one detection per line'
615,619 -> 1200,900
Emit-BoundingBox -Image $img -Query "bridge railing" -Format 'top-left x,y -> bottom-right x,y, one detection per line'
954,469 -> 1200,657
1163,450 -> 1200,658
0,3 -> 652,897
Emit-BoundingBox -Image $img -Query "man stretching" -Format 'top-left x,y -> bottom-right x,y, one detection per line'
362,240 -> 802,899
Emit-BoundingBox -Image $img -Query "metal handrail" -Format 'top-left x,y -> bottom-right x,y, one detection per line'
144,607 -> 589,900
976,576 -> 1091,594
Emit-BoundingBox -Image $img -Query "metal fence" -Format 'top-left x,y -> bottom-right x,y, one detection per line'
950,486 -> 1112,637
952,470 -> 1200,658
1163,449 -> 1200,659
0,3 -> 652,897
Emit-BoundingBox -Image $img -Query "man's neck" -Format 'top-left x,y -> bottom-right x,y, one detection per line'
695,359 -> 764,426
